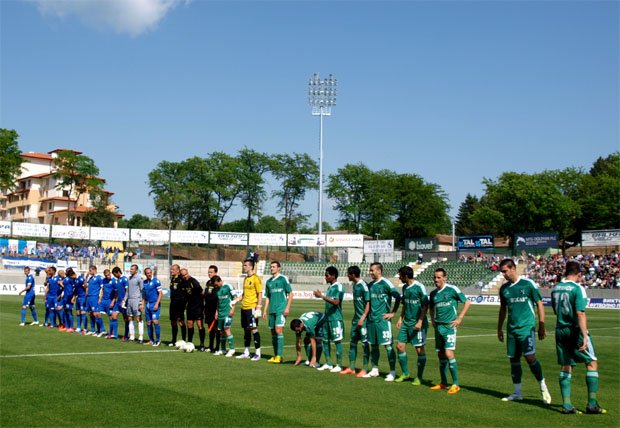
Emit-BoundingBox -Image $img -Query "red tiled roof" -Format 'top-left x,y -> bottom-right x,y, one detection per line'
39,196 -> 76,202
21,152 -> 52,160
18,172 -> 51,180
48,148 -> 83,155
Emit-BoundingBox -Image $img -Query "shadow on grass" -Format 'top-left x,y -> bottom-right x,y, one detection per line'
460,385 -> 564,412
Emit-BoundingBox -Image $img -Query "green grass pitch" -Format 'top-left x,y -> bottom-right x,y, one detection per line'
1,295 -> 618,427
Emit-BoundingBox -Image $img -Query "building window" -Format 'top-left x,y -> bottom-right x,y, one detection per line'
48,202 -> 54,210
62,190 -> 70,198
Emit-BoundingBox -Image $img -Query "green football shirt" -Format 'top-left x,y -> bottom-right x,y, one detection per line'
368,278 -> 400,323
216,283 -> 236,319
300,311 -> 326,337
265,274 -> 292,314
551,280 -> 587,329
429,284 -> 467,324
499,276 -> 542,335
352,280 -> 370,323
402,281 -> 429,328
324,282 -> 344,322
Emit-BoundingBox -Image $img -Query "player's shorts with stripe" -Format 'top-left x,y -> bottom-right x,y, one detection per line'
268,313 -> 286,329
367,319 -> 392,346
506,328 -> 536,358
434,323 -> 457,352
126,298 -> 142,317
241,308 -> 258,329
99,299 -> 113,316
146,302 -> 161,322
86,296 -> 100,313
217,316 -> 233,331
397,322 -> 427,347
22,292 -> 36,307
323,320 -> 344,342
75,296 -> 86,311
555,327 -> 597,365
169,300 -> 186,322
350,321 -> 368,343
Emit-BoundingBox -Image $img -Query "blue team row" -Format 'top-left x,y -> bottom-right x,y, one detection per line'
19,265 -> 163,344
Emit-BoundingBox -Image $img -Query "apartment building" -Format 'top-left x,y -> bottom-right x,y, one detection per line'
0,149 -> 122,226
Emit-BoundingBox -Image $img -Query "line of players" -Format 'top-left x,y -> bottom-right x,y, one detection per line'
18,258 -> 605,413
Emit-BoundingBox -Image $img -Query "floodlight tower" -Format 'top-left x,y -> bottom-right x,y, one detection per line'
308,73 -> 336,261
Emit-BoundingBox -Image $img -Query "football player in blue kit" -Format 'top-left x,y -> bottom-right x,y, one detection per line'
143,267 -> 163,346
112,267 -> 129,340
100,269 -> 118,339
85,265 -> 106,337
18,267 -> 39,326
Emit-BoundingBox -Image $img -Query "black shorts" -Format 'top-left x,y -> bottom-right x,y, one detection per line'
169,300 -> 186,322
186,304 -> 204,321
241,308 -> 258,330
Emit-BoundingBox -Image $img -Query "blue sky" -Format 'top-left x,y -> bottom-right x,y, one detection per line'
1,0 -> 618,228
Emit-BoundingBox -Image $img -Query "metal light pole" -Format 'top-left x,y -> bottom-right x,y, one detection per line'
308,73 -> 336,262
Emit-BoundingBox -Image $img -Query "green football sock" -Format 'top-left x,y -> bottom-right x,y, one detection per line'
323,341 -> 332,364
227,335 -> 234,350
386,345 -> 396,371
511,361 -> 523,384
316,341 -> 323,362
371,345 -> 380,367
335,342 -> 343,365
586,370 -> 599,406
559,371 -> 572,408
528,358 -> 544,382
417,354 -> 426,379
362,342 -> 370,370
439,358 -> 449,385
349,341 -> 358,370
276,334 -> 284,357
398,352 -> 409,377
448,358 -> 459,386
304,341 -> 311,359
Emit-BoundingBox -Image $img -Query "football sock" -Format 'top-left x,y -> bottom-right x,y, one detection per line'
155,324 -> 161,342
21,308 -> 26,323
187,327 -> 194,343
215,334 -> 221,351
398,352 -> 409,377
304,339 -> 311,359
323,341 -> 332,365
83,314 -> 89,330
586,370 -> 599,406
316,341 -> 323,362
124,319 -> 129,338
31,307 -> 38,322
528,358 -> 544,382
138,321 -> 144,338
253,332 -> 261,351
277,334 -> 283,356
227,335 -> 235,350
110,318 -> 117,336
335,342 -> 343,365
221,334 -> 227,352
448,358 -> 459,385
244,330 -> 251,348
199,328 -> 205,346
362,342 -> 370,370
44,308 -> 50,325
371,345 -> 380,367
209,328 -> 216,349
349,341 -> 358,370
386,345 -> 396,371
511,361 -> 523,384
96,317 -> 104,332
439,358 -> 449,385
66,311 -> 73,329
148,324 -> 154,342
180,325 -> 187,341
171,325 -> 178,343
272,333 -> 278,354
128,321 -> 135,338
417,354 -> 427,379
559,371 -> 572,408
90,315 -> 96,332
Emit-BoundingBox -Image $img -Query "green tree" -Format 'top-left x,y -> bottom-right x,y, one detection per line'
82,189 -> 117,227
236,148 -> 271,233
255,215 -> 285,233
148,160 -> 187,228
391,174 -> 451,243
455,194 -> 481,235
271,153 -> 319,233
326,163 -> 373,233
52,150 -> 103,225
577,152 -> 620,230
0,129 -> 23,191
119,214 -> 153,229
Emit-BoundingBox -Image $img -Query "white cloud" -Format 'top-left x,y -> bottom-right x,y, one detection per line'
36,0 -> 187,36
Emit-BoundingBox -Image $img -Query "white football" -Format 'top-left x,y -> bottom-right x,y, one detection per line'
175,340 -> 186,350
184,342 -> 195,353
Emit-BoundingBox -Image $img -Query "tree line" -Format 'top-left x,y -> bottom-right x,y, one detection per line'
2,128 -> 618,245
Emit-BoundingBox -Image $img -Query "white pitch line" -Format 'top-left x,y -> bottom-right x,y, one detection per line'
0,349 -> 177,359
